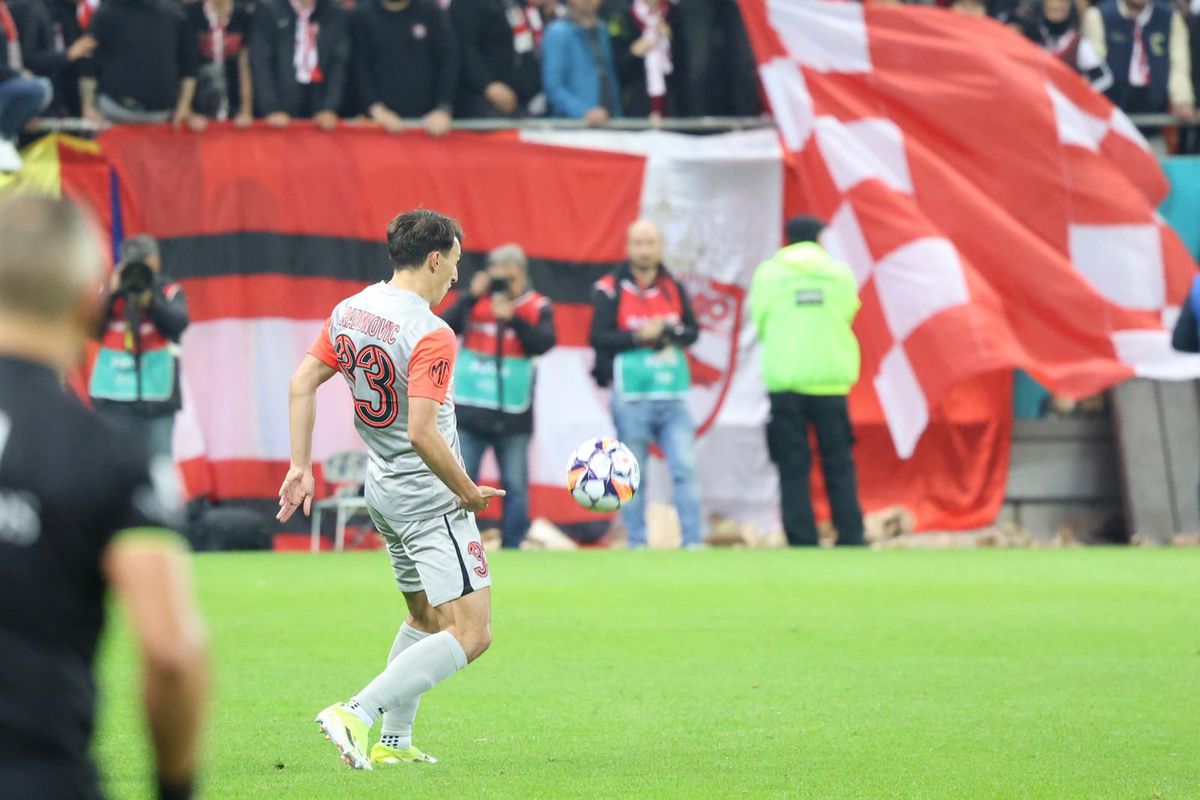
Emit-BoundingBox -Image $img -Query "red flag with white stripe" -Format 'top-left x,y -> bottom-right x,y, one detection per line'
61,124 -> 1029,531
741,0 -> 1200,457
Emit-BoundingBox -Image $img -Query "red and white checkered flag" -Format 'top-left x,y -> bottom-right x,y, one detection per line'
740,0 -> 1200,457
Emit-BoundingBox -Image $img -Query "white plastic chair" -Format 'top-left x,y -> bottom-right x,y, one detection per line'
310,451 -> 372,553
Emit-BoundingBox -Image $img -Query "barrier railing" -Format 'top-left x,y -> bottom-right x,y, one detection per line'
1123,113 -> 1197,128
30,112 -> 1193,136
34,115 -> 775,134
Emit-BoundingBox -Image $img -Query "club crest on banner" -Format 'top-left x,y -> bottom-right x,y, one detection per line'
676,274 -> 744,437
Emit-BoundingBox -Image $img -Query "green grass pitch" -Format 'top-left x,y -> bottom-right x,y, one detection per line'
94,548 -> 1200,799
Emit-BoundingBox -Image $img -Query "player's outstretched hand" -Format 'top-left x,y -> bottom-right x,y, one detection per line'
458,486 -> 506,513
277,465 -> 316,523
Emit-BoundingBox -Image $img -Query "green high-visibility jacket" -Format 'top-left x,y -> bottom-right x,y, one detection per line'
749,241 -> 861,396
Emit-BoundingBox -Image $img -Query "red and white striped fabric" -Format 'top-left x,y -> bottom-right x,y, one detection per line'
740,0 -> 1200,457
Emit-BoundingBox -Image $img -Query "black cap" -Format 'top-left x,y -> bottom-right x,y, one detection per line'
785,215 -> 826,245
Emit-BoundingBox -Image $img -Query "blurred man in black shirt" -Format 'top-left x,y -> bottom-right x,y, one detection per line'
79,0 -> 203,127
0,195 -> 209,800
352,0 -> 456,135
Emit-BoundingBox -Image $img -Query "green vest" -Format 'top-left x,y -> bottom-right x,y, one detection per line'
88,347 -> 177,403
453,349 -> 536,414
749,242 -> 861,395
614,345 -> 691,399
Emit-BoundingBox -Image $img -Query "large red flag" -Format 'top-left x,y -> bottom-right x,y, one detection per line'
741,0 -> 1200,456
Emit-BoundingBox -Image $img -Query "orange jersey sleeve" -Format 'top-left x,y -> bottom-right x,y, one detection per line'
408,327 -> 456,404
309,318 -> 338,369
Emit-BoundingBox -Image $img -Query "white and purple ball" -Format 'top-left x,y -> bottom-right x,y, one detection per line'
566,437 -> 641,512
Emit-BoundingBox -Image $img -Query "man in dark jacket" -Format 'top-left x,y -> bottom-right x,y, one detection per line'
450,0 -> 524,117
353,0 -> 456,136
79,0 -> 203,127
440,243 -> 556,548
89,235 -> 190,460
250,0 -> 349,129
1082,0 -> 1196,127
589,219 -> 704,548
502,0 -> 559,115
675,0 -> 759,116
1172,274 -> 1200,354
6,0 -> 95,118
0,0 -> 54,172
610,0 -> 681,117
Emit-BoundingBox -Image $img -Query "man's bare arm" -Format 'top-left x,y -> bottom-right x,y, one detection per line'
173,77 -> 200,127
80,77 -> 98,117
278,355 -> 336,522
409,396 -> 502,512
103,535 -> 209,798
237,50 -> 254,122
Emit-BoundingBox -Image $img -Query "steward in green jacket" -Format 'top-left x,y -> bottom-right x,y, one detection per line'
749,216 -> 865,547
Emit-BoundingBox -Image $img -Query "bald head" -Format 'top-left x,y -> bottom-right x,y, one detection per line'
626,218 -> 664,272
0,195 -> 101,320
628,218 -> 662,240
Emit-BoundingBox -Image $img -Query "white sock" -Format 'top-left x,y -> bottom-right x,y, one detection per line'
350,631 -> 468,728
380,622 -> 429,748
343,700 -> 375,727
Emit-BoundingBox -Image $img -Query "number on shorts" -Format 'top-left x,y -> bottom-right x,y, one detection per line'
467,541 -> 489,578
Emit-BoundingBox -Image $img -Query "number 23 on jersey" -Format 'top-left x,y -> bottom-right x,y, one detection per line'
333,336 -> 400,429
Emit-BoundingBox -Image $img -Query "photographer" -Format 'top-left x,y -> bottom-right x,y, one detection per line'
89,235 -> 189,459
440,243 -> 556,549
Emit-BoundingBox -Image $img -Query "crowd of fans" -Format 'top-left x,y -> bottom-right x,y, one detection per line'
937,0 -> 1200,149
0,0 -> 760,156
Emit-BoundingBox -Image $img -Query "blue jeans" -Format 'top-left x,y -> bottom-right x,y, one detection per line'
0,77 -> 52,141
459,428 -> 532,549
612,396 -> 703,547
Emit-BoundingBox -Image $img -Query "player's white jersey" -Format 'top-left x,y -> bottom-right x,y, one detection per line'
311,283 -> 461,521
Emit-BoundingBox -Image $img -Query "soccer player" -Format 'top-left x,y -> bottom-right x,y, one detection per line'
0,195 -> 209,800
277,209 -> 502,770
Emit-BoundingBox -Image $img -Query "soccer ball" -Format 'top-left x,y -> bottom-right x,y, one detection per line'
566,437 -> 641,512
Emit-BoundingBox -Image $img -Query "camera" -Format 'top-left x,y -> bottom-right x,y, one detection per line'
488,277 -> 512,298
117,261 -> 155,295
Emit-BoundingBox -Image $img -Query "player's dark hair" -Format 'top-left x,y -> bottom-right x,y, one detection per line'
387,210 -> 464,270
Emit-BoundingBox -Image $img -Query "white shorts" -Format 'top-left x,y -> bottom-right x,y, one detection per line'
368,506 -> 492,607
